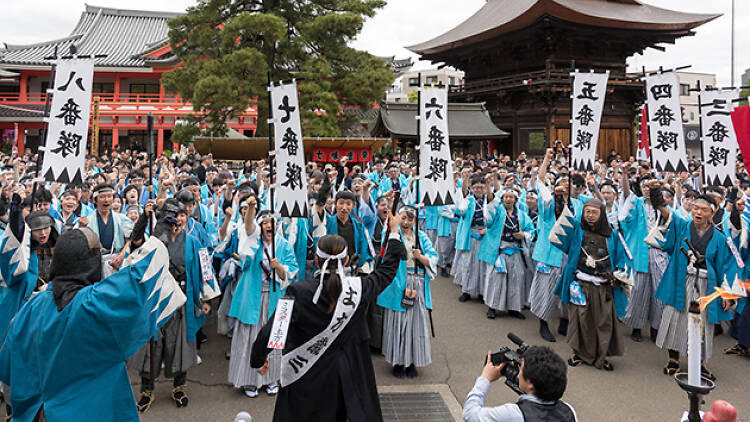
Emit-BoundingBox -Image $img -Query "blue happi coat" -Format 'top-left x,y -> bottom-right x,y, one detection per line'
645,211 -> 736,324
87,210 -> 134,253
0,225 -> 35,343
531,182 -> 584,268
477,198 -> 535,266
377,229 -> 437,312
549,207 -> 629,317
437,204 -> 457,237
229,226 -> 299,326
617,193 -> 652,274
425,206 -> 439,231
454,194 -> 487,251
0,238 -> 184,422
319,213 -> 374,267
282,217 -> 310,282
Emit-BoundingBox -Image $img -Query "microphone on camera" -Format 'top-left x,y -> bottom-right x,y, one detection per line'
507,332 -> 529,353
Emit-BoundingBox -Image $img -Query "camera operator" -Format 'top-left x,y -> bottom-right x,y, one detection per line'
463,346 -> 577,422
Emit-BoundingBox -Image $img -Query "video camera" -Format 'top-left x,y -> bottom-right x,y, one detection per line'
485,332 -> 530,395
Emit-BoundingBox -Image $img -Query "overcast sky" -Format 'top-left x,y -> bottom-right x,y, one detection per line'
1,0 -> 747,86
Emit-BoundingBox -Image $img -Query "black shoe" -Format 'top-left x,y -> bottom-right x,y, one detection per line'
508,310 -> 526,320
539,320 -> 556,342
701,363 -> 716,382
405,364 -> 418,378
172,386 -> 189,408
631,328 -> 642,342
557,318 -> 568,336
137,390 -> 154,413
478,295 -> 484,302
197,329 -> 208,344
458,293 -> 470,302
393,365 -> 405,378
440,268 -> 450,278
486,309 -> 496,319
714,324 -> 724,336
650,327 -> 659,343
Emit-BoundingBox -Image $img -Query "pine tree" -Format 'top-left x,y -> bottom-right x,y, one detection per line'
162,0 -> 394,142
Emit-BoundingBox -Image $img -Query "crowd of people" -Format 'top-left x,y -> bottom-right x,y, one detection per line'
0,142 -> 748,421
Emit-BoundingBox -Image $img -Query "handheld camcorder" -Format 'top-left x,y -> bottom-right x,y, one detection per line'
485,332 -> 530,395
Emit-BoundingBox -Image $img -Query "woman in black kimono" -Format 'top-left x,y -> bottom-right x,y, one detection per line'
251,212 -> 403,422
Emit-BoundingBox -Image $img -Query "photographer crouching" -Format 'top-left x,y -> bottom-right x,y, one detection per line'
463,341 -> 577,422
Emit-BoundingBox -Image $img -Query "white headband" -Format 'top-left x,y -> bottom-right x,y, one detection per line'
92,187 -> 114,199
313,246 -> 348,304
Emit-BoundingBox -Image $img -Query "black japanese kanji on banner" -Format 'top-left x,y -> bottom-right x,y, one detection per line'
570,71 -> 609,171
270,80 -> 308,218
700,88 -> 740,187
419,86 -> 455,206
41,58 -> 94,184
645,72 -> 689,173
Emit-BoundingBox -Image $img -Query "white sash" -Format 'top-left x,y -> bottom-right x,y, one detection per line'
281,276 -> 363,385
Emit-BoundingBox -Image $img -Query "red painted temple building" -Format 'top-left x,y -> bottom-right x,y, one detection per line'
0,5 -> 258,155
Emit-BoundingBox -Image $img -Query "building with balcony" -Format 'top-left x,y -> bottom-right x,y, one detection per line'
0,5 -> 257,155
407,0 -> 720,158
386,68 -> 464,103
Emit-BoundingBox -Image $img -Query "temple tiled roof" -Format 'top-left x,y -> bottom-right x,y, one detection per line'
0,104 -> 45,121
0,5 -> 182,68
409,0 -> 720,55
371,102 -> 508,139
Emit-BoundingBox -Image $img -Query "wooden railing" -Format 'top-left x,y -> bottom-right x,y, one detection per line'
0,92 -> 184,104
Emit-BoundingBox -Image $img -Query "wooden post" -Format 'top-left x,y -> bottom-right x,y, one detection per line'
91,96 -> 100,155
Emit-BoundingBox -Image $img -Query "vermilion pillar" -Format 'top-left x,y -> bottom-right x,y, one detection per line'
112,128 -> 119,148
19,73 -> 28,101
157,129 -> 164,155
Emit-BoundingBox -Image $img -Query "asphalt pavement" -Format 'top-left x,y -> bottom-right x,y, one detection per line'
132,272 -> 750,422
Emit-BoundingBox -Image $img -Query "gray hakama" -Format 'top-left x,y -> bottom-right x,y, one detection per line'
382,272 -> 432,367
567,279 -> 624,369
483,242 -> 526,312
217,276 -> 238,336
451,228 -> 487,295
656,270 -> 714,360
437,221 -> 458,269
529,256 -> 568,322
425,229 -> 437,250
128,307 -> 196,378
623,248 -> 668,330
228,286 -> 281,388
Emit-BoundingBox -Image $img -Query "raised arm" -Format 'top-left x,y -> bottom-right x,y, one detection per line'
537,148 -> 554,187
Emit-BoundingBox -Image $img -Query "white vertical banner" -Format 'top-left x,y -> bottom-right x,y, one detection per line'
645,72 -> 689,172
419,86 -> 455,206
699,88 -> 741,187
41,58 -> 94,184
270,80 -> 308,218
570,70 -> 609,171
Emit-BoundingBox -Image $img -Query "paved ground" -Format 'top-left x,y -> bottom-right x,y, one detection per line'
131,273 -> 750,422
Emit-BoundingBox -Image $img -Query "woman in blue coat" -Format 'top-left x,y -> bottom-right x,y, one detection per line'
378,205 -> 437,378
228,199 -> 298,398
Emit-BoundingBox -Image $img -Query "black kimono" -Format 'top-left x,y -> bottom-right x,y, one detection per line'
251,236 -> 404,422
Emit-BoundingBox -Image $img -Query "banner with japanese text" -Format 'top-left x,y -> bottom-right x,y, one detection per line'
270,80 -> 308,218
419,86 -> 454,206
41,58 -> 94,184
570,70 -> 609,171
645,72 -> 689,172
700,88 -> 741,186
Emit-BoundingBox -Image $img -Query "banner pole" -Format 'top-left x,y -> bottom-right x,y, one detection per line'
31,45 -> 58,209
696,80 -> 706,187
267,71 -> 276,292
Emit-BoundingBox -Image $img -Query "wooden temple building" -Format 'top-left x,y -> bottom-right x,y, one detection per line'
408,0 -> 720,158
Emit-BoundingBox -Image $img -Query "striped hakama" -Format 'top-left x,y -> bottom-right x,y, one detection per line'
523,243 -> 536,307
656,270 -> 714,360
529,256 -> 568,322
621,271 -> 653,330
483,242 -> 526,312
228,287 -> 281,388
647,247 -> 668,329
382,272 -> 432,367
451,228 -> 486,295
437,221 -> 458,268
